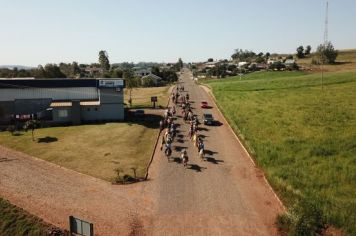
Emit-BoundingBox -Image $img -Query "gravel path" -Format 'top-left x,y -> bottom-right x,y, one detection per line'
0,69 -> 283,235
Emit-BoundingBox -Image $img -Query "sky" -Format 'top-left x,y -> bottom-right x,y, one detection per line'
0,0 -> 355,66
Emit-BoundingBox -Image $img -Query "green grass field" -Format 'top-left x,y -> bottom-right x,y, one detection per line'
203,71 -> 356,235
0,122 -> 159,181
0,198 -> 48,236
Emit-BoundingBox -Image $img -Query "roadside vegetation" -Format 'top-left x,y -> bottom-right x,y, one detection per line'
0,122 -> 159,182
0,198 -> 50,236
203,69 -> 356,235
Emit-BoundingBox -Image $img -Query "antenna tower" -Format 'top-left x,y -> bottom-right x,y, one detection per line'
321,1 -> 329,90
324,1 -> 329,45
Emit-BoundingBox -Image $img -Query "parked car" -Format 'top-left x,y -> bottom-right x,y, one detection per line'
201,101 -> 209,108
202,113 -> 214,125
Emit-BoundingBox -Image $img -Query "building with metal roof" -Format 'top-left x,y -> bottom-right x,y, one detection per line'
0,78 -> 125,125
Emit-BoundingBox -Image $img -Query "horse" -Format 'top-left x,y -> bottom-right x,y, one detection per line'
181,150 -> 188,167
199,148 -> 205,161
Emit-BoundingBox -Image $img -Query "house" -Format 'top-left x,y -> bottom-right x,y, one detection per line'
238,62 -> 249,68
204,61 -> 219,69
83,66 -> 103,77
141,73 -> 163,86
284,59 -> 296,66
133,67 -> 152,77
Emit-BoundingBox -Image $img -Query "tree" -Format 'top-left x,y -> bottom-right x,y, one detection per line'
305,45 -> 312,56
265,52 -> 271,58
123,69 -> 135,107
44,64 -> 66,78
99,50 -> 110,72
269,61 -> 286,71
317,42 -> 338,64
296,46 -> 305,58
151,66 -> 160,75
110,69 -> 123,78
24,119 -> 39,141
142,76 -> 156,87
72,61 -> 80,77
207,58 -> 214,62
178,58 -> 183,69
231,49 -> 256,61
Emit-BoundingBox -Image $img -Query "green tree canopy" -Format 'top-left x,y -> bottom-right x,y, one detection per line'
296,46 -> 305,58
305,45 -> 312,55
317,42 -> 338,64
99,50 -> 110,72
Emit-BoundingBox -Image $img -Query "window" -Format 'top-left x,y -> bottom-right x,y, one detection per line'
58,109 -> 68,118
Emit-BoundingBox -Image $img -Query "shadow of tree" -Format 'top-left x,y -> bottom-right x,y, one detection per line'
37,136 -> 58,143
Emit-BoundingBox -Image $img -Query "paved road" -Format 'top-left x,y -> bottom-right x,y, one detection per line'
0,68 -> 283,236
148,68 -> 283,235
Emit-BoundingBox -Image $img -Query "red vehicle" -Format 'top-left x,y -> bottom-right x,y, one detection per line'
201,101 -> 209,108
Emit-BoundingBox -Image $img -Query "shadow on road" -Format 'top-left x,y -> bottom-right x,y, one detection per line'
205,149 -> 218,156
188,164 -> 207,172
174,146 -> 188,152
198,127 -> 209,132
205,157 -> 224,164
173,157 -> 182,164
0,157 -> 17,162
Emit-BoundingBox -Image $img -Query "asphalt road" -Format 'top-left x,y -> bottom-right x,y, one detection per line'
147,68 -> 283,235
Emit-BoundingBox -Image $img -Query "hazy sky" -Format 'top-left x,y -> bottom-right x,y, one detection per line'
0,0 -> 355,66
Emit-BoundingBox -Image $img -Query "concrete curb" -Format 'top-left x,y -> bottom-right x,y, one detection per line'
200,84 -> 286,211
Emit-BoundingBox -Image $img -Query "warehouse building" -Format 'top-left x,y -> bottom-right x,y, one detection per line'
0,78 -> 125,125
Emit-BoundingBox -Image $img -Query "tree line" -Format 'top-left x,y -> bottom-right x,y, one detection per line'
0,51 -> 182,85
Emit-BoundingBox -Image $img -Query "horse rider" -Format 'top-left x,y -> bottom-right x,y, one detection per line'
181,149 -> 188,167
198,138 -> 205,152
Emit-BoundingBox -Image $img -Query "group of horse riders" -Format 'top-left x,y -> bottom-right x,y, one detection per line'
160,84 -> 205,167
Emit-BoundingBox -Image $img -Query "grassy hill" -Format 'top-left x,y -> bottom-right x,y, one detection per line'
203,70 -> 356,235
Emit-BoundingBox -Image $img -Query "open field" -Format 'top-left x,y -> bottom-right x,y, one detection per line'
124,86 -> 169,108
0,198 -> 49,236
203,71 -> 356,234
297,49 -> 356,73
0,122 -> 159,181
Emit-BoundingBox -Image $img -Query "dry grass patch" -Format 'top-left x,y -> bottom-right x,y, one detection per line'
0,122 -> 159,181
124,86 -> 169,108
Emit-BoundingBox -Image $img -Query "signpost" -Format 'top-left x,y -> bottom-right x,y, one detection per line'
151,96 -> 158,108
69,216 -> 93,236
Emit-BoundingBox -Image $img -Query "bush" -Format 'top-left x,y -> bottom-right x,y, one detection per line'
141,77 -> 156,87
278,200 -> 326,236
316,42 -> 338,64
276,213 -> 293,234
